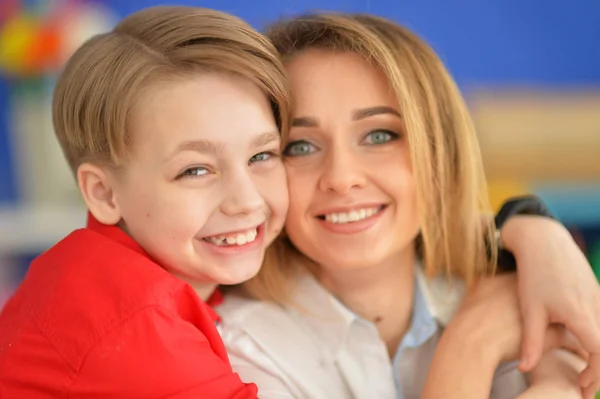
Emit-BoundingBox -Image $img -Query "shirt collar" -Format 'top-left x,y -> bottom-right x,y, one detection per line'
289,261 -> 465,360
398,275 -> 438,349
86,212 -> 148,257
206,290 -> 224,323
289,271 -> 355,359
414,266 -> 466,327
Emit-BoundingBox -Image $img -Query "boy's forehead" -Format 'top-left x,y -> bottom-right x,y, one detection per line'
127,74 -> 279,157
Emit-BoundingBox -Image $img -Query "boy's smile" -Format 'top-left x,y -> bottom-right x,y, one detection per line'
201,223 -> 265,254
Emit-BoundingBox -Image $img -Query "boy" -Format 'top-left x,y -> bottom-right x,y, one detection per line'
0,6 -> 289,398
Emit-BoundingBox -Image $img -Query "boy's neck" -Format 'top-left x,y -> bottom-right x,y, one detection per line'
193,284 -> 219,302
317,247 -> 416,358
170,271 -> 217,301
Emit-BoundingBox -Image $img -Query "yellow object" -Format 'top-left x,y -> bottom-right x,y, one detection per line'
487,180 -> 531,212
0,14 -> 38,75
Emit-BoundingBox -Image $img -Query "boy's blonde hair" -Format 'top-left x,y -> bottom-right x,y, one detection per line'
241,13 -> 496,304
53,6 -> 290,172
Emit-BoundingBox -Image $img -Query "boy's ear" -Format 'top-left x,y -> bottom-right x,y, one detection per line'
77,163 -> 122,225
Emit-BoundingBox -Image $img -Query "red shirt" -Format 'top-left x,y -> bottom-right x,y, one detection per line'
0,215 -> 259,398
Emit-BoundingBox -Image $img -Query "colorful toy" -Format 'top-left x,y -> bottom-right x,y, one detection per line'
0,0 -> 117,78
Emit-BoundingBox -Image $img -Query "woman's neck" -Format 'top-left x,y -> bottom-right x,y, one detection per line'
317,247 -> 416,357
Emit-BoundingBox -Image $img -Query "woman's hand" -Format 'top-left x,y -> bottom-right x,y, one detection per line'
422,274 -> 577,399
501,215 -> 600,397
517,350 -> 586,399
451,274 -> 574,365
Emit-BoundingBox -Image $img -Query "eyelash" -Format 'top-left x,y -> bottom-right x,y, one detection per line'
177,166 -> 210,179
283,129 -> 401,158
249,149 -> 280,164
362,129 -> 401,145
283,140 -> 315,157
176,150 -> 279,179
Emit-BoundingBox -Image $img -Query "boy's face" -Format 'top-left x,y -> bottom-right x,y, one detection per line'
111,73 -> 288,294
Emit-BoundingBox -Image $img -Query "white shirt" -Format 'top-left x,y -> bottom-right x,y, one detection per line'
217,266 -> 527,399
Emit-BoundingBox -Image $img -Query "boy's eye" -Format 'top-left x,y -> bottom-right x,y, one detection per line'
178,166 -> 209,178
249,151 -> 273,163
283,140 -> 315,157
362,130 -> 399,145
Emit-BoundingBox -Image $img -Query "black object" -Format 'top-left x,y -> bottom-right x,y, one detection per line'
494,195 -> 556,271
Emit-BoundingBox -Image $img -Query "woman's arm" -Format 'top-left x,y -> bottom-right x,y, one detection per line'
501,215 -> 600,369
422,275 -> 519,399
494,196 -> 600,393
421,315 -> 500,398
422,274 -> 583,399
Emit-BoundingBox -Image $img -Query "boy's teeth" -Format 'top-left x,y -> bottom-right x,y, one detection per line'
324,207 -> 380,224
204,228 -> 258,246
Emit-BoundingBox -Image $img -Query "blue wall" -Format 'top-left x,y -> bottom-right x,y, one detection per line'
1,0 -> 599,203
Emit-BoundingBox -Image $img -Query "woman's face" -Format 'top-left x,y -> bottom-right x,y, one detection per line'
283,49 -> 420,273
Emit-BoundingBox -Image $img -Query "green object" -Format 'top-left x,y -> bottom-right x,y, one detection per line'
591,240 -> 600,283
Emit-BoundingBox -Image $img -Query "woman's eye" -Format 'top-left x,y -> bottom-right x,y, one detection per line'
178,166 -> 209,178
283,140 -> 315,157
363,130 -> 399,145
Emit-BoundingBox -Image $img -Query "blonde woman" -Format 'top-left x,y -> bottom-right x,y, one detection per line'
217,13 -> 599,399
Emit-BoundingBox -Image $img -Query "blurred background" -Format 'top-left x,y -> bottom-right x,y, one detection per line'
0,0 -> 599,307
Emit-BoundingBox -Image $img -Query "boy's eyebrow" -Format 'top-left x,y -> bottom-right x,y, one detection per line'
166,131 -> 280,161
252,130 -> 280,148
166,139 -> 225,161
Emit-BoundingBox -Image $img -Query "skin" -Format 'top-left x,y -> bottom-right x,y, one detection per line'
78,73 -> 289,300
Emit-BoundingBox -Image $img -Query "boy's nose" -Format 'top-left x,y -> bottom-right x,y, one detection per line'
220,172 -> 264,216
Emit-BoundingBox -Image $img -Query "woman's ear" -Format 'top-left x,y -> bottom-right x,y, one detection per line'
77,162 -> 121,225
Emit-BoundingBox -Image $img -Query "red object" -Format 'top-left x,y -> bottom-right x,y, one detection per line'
0,214 -> 258,398
25,22 -> 62,73
0,0 -> 19,25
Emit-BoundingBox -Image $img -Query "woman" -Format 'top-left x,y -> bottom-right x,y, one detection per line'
217,12 -> 599,398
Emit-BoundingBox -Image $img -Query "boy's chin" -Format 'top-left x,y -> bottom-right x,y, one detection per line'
213,271 -> 260,287
208,258 -> 264,287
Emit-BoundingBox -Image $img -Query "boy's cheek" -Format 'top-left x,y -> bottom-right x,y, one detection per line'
262,169 -> 290,224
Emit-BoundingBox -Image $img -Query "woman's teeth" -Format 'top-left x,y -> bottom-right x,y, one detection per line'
204,228 -> 258,246
324,207 -> 381,224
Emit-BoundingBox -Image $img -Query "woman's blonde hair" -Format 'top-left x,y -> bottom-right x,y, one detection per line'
53,6 -> 290,173
240,12 -> 496,303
